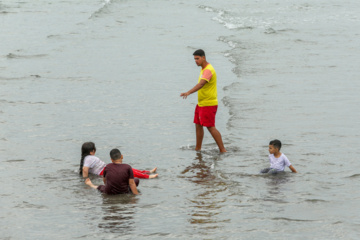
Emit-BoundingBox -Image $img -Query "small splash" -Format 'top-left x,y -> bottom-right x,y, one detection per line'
89,0 -> 113,19
179,144 -> 193,150
198,5 -> 216,13
264,28 -> 277,34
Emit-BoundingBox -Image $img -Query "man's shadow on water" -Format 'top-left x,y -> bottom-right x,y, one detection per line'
180,151 -> 229,232
97,194 -> 139,234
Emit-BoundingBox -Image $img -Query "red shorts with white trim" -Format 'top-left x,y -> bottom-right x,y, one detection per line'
193,104 -> 218,127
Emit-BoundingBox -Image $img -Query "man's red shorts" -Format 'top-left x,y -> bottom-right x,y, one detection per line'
193,105 -> 218,127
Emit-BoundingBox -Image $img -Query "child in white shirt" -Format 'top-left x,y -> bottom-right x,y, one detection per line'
261,139 -> 297,174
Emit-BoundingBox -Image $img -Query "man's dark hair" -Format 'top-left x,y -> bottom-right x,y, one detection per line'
110,148 -> 122,160
193,49 -> 205,57
269,139 -> 282,150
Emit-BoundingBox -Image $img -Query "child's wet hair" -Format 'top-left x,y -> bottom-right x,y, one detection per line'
110,148 -> 122,160
82,142 -> 96,154
269,139 -> 282,150
79,142 -> 96,175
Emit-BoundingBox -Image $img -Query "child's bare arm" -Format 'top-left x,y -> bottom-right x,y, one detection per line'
289,165 -> 297,173
82,166 -> 89,178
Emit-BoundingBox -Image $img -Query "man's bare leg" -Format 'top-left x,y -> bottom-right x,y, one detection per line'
207,127 -> 227,153
195,124 -> 204,151
85,178 -> 99,189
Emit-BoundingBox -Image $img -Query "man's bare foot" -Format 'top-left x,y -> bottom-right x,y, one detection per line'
149,174 -> 158,179
150,167 -> 157,173
220,148 -> 227,153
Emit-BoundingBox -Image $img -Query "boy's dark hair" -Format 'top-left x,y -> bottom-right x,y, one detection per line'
110,148 -> 122,160
193,49 -> 205,57
269,139 -> 282,150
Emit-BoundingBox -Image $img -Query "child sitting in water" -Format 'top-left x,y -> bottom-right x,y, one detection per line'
79,142 -> 158,179
85,148 -> 139,195
261,139 -> 297,174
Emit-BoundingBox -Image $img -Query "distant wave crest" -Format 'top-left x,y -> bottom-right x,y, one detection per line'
89,0 -> 113,19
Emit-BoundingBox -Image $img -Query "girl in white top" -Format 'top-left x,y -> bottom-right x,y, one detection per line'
79,142 -> 103,178
260,139 -> 297,174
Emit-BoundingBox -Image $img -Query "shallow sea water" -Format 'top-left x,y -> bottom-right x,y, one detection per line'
1,0 -> 360,239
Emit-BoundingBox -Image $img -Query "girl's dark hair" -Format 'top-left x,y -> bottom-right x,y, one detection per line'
269,139 -> 282,150
79,142 -> 96,175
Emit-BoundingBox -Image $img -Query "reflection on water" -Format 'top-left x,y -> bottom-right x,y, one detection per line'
263,172 -> 291,186
181,152 -> 216,183
262,173 -> 293,204
181,152 -> 230,233
98,194 -> 138,234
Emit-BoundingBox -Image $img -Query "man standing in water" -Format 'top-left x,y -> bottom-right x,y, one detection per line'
180,49 -> 227,153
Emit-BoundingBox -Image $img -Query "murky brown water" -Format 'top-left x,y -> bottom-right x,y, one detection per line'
1,0 -> 360,239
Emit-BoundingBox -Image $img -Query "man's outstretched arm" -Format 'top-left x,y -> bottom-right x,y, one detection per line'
180,79 -> 207,99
